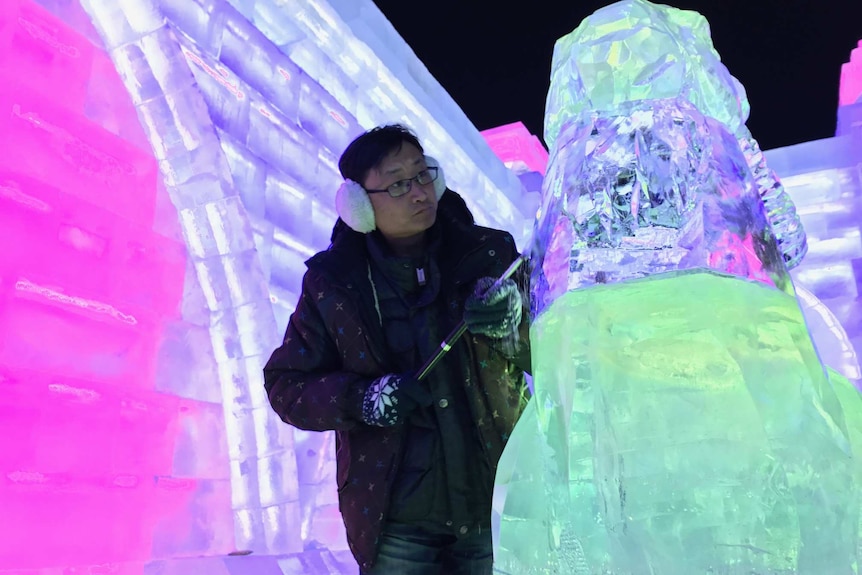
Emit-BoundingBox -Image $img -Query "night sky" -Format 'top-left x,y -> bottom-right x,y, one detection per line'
371,0 -> 861,151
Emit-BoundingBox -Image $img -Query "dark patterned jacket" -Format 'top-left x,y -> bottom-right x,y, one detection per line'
263,190 -> 531,570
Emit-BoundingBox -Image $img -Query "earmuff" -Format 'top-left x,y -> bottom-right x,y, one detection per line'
335,155 -> 446,233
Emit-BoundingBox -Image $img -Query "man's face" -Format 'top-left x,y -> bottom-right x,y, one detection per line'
363,143 -> 438,242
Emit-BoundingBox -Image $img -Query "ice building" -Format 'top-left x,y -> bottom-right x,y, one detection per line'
766,38 -> 862,380
0,1 -> 858,575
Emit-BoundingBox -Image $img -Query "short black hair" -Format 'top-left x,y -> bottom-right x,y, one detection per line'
338,124 -> 424,185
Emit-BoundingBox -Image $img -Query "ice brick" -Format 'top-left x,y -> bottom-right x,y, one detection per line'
158,0 -> 224,55
209,299 -> 274,362
223,404 -> 259,462
112,28 -> 193,107
218,15 -> 304,125
154,321 -> 221,403
29,0 -> 105,48
180,194 -> 257,259
1,0 -> 95,112
230,456 -> 262,509
184,41 -> 252,138
257,452 -> 300,507
262,500 -> 303,554
221,136 -> 267,212
79,0 -> 164,50
233,507 -> 265,551
839,40 -> 862,107
151,478 -> 234,558
171,399 -> 231,479
136,85 -> 215,161
0,88 -> 159,227
84,48 -> 153,151
252,404 -> 291,458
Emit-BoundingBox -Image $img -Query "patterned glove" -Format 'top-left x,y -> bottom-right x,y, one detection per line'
361,374 -> 433,427
464,277 -> 523,339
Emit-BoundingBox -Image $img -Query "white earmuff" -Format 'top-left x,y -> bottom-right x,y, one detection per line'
335,179 -> 376,233
335,155 -> 447,233
424,155 -> 447,200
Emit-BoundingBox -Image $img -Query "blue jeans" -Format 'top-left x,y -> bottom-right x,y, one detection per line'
360,522 -> 493,575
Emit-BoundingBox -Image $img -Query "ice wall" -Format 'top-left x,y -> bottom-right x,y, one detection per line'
0,0 -> 233,571
762,38 -> 862,376
303,0 -> 533,239
215,0 -> 532,246
481,121 -> 548,226
765,135 -> 862,380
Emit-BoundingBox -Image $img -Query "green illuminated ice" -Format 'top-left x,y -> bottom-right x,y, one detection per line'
494,271 -> 860,574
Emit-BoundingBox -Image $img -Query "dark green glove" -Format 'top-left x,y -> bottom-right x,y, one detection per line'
464,277 -> 523,340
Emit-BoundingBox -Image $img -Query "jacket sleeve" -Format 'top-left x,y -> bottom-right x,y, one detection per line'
485,281 -> 532,376
483,239 -> 532,376
263,270 -> 371,432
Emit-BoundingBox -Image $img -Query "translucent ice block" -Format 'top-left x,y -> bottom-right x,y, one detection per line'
496,271 -> 857,574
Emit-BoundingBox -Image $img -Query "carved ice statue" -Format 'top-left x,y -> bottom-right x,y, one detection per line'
493,1 -> 862,573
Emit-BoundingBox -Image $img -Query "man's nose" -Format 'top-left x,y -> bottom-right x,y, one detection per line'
408,179 -> 432,200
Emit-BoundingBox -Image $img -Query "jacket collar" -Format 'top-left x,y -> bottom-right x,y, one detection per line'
307,189 -> 489,284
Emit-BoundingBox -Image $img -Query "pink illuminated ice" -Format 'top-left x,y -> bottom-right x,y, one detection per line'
481,121 -> 549,175
839,40 -> 862,106
0,0 -> 230,571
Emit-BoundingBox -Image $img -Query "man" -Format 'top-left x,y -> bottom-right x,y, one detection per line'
263,124 -> 531,574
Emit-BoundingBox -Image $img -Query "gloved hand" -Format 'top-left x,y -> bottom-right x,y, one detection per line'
464,276 -> 523,340
361,373 -> 433,427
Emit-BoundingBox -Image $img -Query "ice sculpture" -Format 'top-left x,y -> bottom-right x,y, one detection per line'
494,2 -> 862,574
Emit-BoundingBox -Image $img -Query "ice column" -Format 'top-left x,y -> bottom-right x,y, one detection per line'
79,0 -> 299,555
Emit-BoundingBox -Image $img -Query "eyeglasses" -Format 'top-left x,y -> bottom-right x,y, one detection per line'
365,167 -> 439,198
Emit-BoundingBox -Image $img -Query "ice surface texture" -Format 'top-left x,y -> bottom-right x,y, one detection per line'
540,0 -> 805,290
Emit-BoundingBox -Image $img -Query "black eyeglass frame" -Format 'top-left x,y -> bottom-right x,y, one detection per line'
364,167 -> 439,198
